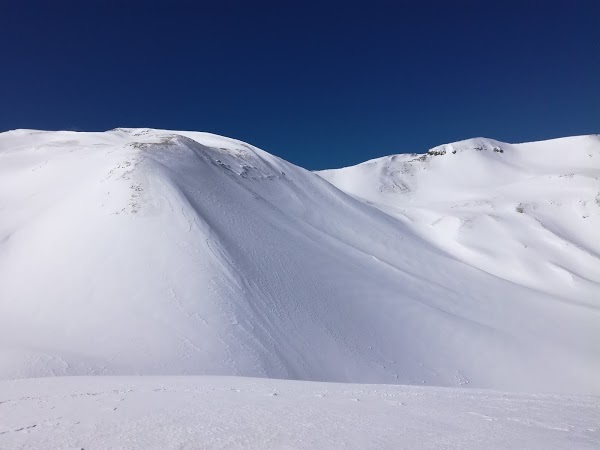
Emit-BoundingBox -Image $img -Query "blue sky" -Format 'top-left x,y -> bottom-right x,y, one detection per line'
1,0 -> 598,169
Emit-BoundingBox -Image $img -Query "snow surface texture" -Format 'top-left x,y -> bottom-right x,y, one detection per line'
0,129 -> 599,394
1,376 -> 598,449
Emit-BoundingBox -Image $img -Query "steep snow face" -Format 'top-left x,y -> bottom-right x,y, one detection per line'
0,129 -> 599,394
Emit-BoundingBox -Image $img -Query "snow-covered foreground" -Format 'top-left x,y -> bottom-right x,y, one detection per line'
0,128 -> 599,395
1,376 -> 598,449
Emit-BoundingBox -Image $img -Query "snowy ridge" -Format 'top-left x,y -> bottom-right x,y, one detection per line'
0,129 -> 599,395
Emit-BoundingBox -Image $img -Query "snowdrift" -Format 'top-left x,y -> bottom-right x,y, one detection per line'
1,129 -> 599,394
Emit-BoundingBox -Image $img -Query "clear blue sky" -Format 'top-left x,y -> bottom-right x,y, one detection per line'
1,0 -> 598,169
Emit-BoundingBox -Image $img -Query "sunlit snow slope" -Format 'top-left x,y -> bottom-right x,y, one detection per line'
1,129 -> 599,394
317,136 -> 600,303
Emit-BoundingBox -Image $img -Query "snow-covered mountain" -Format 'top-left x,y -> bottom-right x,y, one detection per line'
318,136 -> 600,302
1,129 -> 599,395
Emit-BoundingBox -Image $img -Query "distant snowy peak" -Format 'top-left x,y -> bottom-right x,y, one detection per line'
317,135 -> 600,203
321,134 -> 599,170
425,137 -> 507,156
317,133 -> 600,322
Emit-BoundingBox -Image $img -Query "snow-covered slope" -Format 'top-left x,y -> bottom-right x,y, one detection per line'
0,129 -> 599,394
317,136 -> 600,302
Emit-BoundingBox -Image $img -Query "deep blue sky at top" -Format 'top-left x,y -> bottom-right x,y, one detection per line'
1,0 -> 598,169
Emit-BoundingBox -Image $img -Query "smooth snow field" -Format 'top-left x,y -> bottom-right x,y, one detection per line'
0,129 -> 599,447
1,376 -> 599,449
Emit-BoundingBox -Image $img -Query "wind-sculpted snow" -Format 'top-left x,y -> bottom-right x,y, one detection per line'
0,129 -> 599,394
